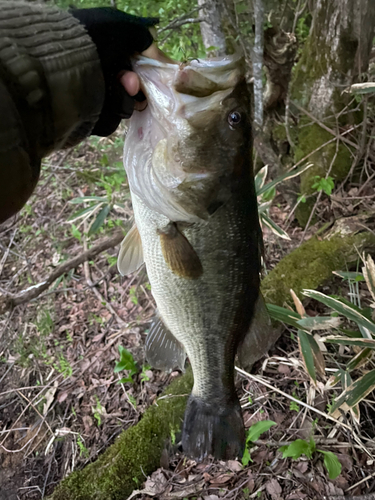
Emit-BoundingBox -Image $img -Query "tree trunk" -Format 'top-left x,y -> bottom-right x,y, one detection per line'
290,0 -> 375,225
197,0 -> 226,56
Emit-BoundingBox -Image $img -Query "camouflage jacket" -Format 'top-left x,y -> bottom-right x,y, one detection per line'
0,1 -> 104,223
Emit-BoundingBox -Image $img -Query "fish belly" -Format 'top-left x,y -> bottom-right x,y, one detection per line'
132,192 -> 259,459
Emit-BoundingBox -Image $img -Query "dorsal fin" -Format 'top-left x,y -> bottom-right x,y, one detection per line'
145,313 -> 186,372
117,224 -> 144,276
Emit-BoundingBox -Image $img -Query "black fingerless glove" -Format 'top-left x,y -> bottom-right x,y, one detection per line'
70,7 -> 158,136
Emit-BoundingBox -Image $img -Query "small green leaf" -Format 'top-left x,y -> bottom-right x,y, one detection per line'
279,438 -> 316,460
242,447 -> 252,466
318,450 -> 342,479
246,420 -> 276,443
88,204 -> 112,235
114,346 -> 137,375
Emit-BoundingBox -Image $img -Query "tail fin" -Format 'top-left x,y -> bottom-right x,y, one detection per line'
182,395 -> 245,460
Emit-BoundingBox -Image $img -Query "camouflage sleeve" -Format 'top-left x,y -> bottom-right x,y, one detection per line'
0,0 -> 105,223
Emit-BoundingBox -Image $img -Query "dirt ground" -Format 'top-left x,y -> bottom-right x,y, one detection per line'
1,134 -> 375,500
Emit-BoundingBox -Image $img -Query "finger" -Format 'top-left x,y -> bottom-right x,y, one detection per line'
119,71 -> 140,96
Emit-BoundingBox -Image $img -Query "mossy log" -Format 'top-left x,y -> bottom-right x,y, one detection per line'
49,370 -> 194,500
262,215 -> 375,307
48,217 -> 375,500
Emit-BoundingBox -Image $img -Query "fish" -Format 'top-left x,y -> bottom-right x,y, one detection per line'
118,54 -> 267,460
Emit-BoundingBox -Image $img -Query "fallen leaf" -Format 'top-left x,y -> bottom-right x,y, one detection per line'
227,460 -> 243,472
144,469 -> 168,496
43,382 -> 58,415
265,478 -> 282,500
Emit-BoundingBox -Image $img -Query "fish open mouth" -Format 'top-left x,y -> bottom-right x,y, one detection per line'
123,52 -> 248,222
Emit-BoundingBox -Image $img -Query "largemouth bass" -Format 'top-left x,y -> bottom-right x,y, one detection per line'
118,54 -> 264,460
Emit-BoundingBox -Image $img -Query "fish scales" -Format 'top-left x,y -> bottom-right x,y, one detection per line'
119,54 -> 263,460
133,190 -> 259,398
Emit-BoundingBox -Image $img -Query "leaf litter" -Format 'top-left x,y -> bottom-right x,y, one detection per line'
0,132 -> 375,499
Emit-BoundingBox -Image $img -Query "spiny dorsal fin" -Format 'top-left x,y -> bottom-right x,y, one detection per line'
146,313 -> 186,372
158,223 -> 203,279
237,292 -> 281,371
117,224 -> 144,276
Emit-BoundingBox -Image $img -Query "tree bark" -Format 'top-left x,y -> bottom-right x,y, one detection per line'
197,0 -> 226,56
289,0 -> 375,226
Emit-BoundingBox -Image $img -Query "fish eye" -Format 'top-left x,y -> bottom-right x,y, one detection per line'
228,111 -> 241,127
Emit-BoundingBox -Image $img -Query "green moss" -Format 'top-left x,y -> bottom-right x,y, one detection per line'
261,232 -> 375,307
49,369 -> 194,500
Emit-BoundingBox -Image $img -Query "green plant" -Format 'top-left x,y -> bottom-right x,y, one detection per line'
279,438 -> 342,480
114,346 -> 138,383
255,163 -> 312,240
52,352 -> 73,378
140,364 -> 152,383
92,396 -> 105,426
77,435 -> 90,458
267,254 -> 375,423
311,175 -> 335,196
242,420 -> 276,466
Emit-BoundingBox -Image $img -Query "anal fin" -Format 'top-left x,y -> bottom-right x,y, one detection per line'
117,224 -> 144,276
146,313 -> 186,372
237,292 -> 282,371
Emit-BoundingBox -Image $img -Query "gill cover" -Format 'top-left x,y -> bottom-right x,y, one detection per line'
123,54 -> 245,223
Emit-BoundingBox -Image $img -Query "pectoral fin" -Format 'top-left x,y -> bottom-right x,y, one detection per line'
158,223 -> 203,279
117,224 -> 144,276
237,293 -> 281,371
146,313 -> 186,372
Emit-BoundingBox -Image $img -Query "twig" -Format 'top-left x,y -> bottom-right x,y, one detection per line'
292,101 -> 359,150
158,17 -> 205,33
0,230 -> 123,313
346,471 -> 375,492
0,228 -> 17,278
82,224 -> 127,327
324,495 -> 375,500
300,136 -> 339,242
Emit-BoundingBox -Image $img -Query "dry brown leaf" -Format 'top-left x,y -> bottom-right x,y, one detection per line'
265,478 -> 283,500
226,460 -> 242,472
290,289 -> 306,317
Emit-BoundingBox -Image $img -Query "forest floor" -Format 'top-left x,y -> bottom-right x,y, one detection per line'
1,131 -> 375,500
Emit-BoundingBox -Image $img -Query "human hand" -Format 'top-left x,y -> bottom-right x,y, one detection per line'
70,7 -> 158,136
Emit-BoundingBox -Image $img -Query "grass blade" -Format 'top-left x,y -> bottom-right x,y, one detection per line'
303,290 -> 375,336
330,369 -> 375,416
88,204 -> 112,236
257,163 -> 313,196
261,213 -> 291,240
324,336 -> 375,349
